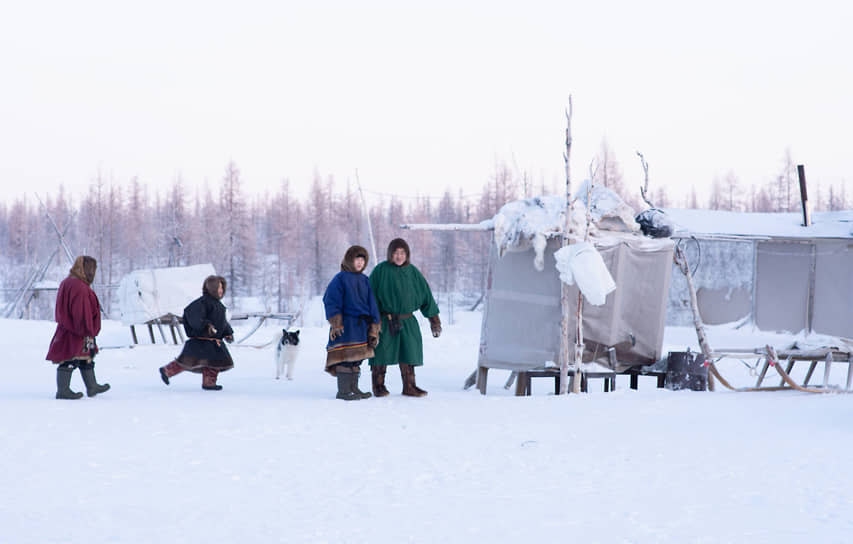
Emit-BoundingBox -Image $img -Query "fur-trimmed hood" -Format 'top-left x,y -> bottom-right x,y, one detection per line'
341,245 -> 369,273
69,256 -> 97,285
386,238 -> 410,267
202,275 -> 227,299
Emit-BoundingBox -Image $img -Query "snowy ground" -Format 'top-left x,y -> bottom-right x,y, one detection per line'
3,310 -> 853,544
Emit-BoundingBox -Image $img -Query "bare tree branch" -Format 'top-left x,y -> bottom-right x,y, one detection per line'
636,150 -> 654,208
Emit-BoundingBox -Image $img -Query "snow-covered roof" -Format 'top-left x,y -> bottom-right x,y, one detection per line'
664,208 -> 853,239
118,264 -> 216,326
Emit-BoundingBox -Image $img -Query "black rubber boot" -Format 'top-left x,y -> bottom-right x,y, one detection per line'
79,362 -> 110,397
56,363 -> 83,400
352,368 -> 372,399
335,372 -> 359,401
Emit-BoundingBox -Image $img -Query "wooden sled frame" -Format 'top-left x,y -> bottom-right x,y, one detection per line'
708,345 -> 853,394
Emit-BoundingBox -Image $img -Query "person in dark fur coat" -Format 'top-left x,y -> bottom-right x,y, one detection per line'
368,238 -> 440,397
323,245 -> 381,401
46,256 -> 110,399
159,275 -> 235,391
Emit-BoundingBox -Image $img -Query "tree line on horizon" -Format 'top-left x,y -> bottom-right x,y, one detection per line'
1,143 -> 849,321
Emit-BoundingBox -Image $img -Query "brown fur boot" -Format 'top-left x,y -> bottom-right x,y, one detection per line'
202,368 -> 222,391
371,365 -> 390,397
400,363 -> 427,397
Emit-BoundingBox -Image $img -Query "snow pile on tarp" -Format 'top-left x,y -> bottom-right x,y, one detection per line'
576,180 -> 641,233
553,242 -> 616,306
663,208 -> 853,239
492,185 -> 639,271
118,264 -> 216,326
493,195 -> 590,270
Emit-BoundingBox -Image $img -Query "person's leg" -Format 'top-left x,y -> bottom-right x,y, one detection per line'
370,364 -> 390,397
334,363 -> 359,401
55,361 -> 83,400
202,368 -> 222,391
351,362 -> 372,399
400,363 -> 427,397
159,360 -> 184,385
78,361 -> 110,397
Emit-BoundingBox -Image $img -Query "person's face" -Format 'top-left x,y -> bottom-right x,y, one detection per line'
353,256 -> 366,273
391,247 -> 407,266
217,283 -> 224,298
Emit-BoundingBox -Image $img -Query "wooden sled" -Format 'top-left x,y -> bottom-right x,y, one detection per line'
708,345 -> 852,394
230,311 -> 298,347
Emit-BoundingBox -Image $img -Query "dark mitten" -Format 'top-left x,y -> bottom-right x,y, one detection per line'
428,315 -> 442,338
367,322 -> 380,348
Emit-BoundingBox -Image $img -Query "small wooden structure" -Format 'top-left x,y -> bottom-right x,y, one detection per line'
474,232 -> 674,395
130,314 -> 185,345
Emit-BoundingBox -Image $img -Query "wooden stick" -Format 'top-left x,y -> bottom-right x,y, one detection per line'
674,245 -> 715,390
637,150 -> 654,208
559,96 -> 574,395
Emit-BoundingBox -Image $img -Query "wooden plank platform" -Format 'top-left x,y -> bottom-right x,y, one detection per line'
476,366 -> 616,396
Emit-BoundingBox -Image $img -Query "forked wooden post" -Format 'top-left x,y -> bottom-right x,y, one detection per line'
674,245 -> 716,391
559,96 -> 574,395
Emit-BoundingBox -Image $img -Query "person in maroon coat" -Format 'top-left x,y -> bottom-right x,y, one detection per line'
46,256 -> 110,399
159,275 -> 235,391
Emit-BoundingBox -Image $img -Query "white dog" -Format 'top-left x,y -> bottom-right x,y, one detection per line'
274,329 -> 300,380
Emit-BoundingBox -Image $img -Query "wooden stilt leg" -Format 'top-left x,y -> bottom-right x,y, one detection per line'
505,371 -> 517,390
477,367 -> 488,395
515,372 -> 529,396
803,361 -> 818,386
780,357 -> 794,388
755,359 -> 769,387
823,352 -> 833,389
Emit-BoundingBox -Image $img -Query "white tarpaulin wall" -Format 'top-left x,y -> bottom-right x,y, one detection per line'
478,233 -> 674,372
665,209 -> 853,338
118,264 -> 216,326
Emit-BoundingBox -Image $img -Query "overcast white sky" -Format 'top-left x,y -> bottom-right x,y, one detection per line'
1,1 -> 851,206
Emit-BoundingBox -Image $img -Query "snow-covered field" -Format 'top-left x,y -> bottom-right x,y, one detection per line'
3,310 -> 853,544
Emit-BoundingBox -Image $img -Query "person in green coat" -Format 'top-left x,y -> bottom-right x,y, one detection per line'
368,238 -> 441,397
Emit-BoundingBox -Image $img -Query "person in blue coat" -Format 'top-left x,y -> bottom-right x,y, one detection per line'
323,245 -> 381,400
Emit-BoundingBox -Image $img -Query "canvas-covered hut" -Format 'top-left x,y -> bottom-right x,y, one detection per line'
663,209 -> 853,339
117,263 -> 217,343
475,191 -> 675,388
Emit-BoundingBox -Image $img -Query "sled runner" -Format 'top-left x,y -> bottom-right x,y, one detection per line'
708,345 -> 852,393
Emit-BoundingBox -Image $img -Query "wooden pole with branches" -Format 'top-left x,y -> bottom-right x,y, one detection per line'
573,163 -> 599,393
637,150 -> 654,209
673,245 -> 716,391
559,97 -> 574,395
